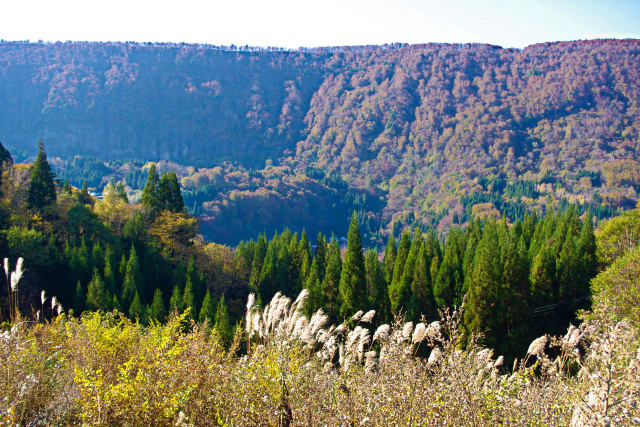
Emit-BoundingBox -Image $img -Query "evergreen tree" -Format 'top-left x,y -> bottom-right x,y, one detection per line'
214,294 -> 232,343
365,249 -> 389,322
434,229 -> 464,308
166,171 -> 185,212
383,235 -> 397,286
129,291 -> 146,323
389,230 -> 411,313
249,234 -> 267,289
182,276 -> 197,320
27,141 -> 56,210
73,280 -> 85,313
157,172 -> 172,211
62,178 -> 72,195
304,257 -> 323,317
121,245 -> 144,307
408,242 -> 437,321
258,241 -> 278,303
141,163 -> 160,212
463,224 -> 503,350
339,213 -> 367,317
169,285 -> 183,314
398,227 -> 423,313
322,238 -> 342,323
148,288 -> 166,322
199,289 -> 216,323
77,180 -> 93,206
117,183 -> 129,203
91,241 -> 105,274
86,268 -> 110,311
314,232 -> 327,282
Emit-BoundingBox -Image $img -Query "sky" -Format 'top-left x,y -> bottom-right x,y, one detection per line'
0,0 -> 639,49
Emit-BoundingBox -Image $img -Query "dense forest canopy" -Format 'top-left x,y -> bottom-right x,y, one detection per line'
1,39 -> 639,244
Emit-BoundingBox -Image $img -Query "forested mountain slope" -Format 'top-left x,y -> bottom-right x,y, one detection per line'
1,39 -> 639,243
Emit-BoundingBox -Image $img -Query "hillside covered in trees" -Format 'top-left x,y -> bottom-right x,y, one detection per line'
1,39 -> 639,244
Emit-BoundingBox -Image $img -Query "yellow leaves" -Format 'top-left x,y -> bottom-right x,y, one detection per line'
149,211 -> 197,257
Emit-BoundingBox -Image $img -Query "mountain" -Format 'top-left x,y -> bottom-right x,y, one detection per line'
1,39 -> 639,244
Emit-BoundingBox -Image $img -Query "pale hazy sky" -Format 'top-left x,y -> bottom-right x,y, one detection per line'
1,0 -> 638,49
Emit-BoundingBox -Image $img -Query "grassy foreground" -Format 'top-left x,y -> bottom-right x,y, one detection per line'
1,292 -> 639,426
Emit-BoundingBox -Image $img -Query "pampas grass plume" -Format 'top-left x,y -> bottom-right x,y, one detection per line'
360,310 -> 376,323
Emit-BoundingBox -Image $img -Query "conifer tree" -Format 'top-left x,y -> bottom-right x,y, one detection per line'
166,171 -> 185,213
169,285 -> 183,314
383,235 -> 397,286
91,241 -> 105,274
323,238 -> 342,322
408,242 -> 437,321
182,276 -> 197,320
258,242 -> 278,303
141,163 -> 160,212
157,172 -> 171,211
149,288 -> 166,321
199,289 -> 216,323
121,245 -> 143,307
77,180 -> 93,206
73,280 -> 85,313
86,268 -> 110,311
249,234 -> 267,289
129,291 -> 146,323
62,178 -> 72,195
365,249 -> 389,322
111,294 -> 122,313
434,229 -> 464,308
339,213 -> 367,318
398,227 -> 423,313
463,224 -> 503,350
304,257 -> 323,317
27,141 -> 56,210
314,232 -> 327,282
389,230 -> 410,313
214,294 -> 232,343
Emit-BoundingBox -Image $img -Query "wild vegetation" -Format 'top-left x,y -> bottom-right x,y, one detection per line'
1,39 -> 639,244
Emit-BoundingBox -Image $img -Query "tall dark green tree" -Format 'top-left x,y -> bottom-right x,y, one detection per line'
141,163 -> 160,212
121,245 -> 144,307
27,141 -> 56,211
408,242 -> 437,321
339,212 -> 367,318
383,235 -> 398,286
86,268 -> 110,311
322,238 -> 342,322
389,230 -> 410,313
365,249 -> 389,322
149,288 -> 166,321
199,289 -> 216,323
214,294 -> 232,343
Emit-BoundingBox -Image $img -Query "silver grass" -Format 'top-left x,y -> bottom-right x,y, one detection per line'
350,310 -> 364,323
36,310 -> 40,321
41,290 -> 46,306
3,258 -> 8,279
293,289 -> 309,306
373,324 -> 390,342
16,257 -> 24,276
494,355 -> 504,369
56,304 -> 63,315
428,346 -> 443,365
527,335 -> 548,357
426,321 -> 442,340
402,322 -> 414,340
364,351 -> 377,373
357,328 -> 371,362
51,296 -> 58,311
246,293 -> 255,311
476,348 -> 493,365
309,309 -> 328,336
412,322 -> 427,344
333,324 -> 345,336
360,309 -> 376,323
10,272 -> 18,291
